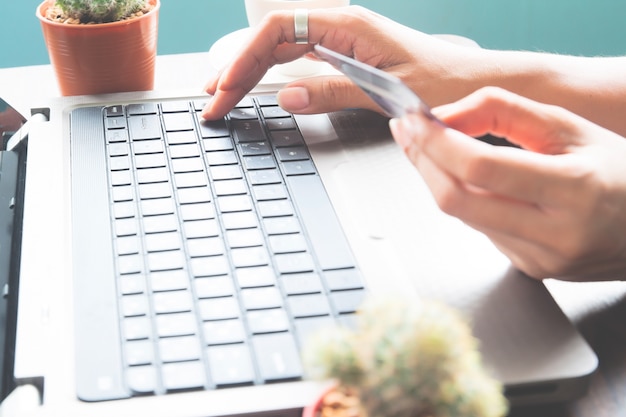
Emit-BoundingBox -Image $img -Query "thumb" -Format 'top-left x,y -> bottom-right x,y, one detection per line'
277,75 -> 380,114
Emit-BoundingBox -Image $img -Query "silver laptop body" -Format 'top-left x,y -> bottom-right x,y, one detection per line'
4,84 -> 597,416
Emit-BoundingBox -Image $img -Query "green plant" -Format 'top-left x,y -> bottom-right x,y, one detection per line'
303,296 -> 509,417
53,0 -> 148,23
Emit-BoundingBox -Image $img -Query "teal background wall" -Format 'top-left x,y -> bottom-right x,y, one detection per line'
2,1 -> 626,69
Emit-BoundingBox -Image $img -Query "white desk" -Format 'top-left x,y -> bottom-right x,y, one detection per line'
1,52 -> 625,417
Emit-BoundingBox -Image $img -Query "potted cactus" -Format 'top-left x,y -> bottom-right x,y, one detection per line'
302,296 -> 509,417
36,0 -> 160,96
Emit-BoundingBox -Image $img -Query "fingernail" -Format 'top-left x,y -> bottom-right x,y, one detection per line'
390,115 -> 422,149
199,97 -> 214,121
277,87 -> 310,112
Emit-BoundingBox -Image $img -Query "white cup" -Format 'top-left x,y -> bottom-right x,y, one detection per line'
244,0 -> 350,77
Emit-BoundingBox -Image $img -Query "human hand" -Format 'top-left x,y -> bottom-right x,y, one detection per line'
390,86 -> 626,281
201,5 -> 481,120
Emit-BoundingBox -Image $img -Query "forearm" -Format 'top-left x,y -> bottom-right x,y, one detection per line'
459,50 -> 626,136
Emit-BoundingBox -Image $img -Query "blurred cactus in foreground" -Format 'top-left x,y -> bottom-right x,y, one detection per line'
303,296 -> 509,417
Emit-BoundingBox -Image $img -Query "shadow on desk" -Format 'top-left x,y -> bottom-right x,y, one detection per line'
509,293 -> 626,417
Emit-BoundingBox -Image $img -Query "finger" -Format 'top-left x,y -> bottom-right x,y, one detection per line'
408,139 -> 564,247
201,8 -> 356,120
277,75 -> 378,114
398,102 -> 587,207
433,86 -> 588,153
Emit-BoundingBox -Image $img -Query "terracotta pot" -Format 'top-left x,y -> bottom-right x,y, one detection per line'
36,0 -> 160,96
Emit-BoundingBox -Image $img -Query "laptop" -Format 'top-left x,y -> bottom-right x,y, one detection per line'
0,49 -> 598,416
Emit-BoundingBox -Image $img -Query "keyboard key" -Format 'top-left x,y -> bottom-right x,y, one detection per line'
169,143 -> 201,159
221,211 -> 259,230
116,236 -> 141,256
148,250 -> 186,272
257,200 -> 295,218
294,316 -> 336,346
279,273 -> 323,295
275,146 -> 309,162
118,254 -> 143,274
265,117 -> 296,130
206,150 -> 238,166
226,228 -> 264,249
153,290 -> 193,314
198,297 -> 240,321
139,182 -> 172,200
110,170 -> 132,186
252,183 -> 288,201
198,118 -> 229,138
274,253 -> 315,274
239,141 -> 271,156
203,319 -> 246,345
217,195 -> 253,213
112,186 -> 134,203
162,361 -> 206,392
232,120 -> 265,143
287,294 -> 332,318
323,268 -> 365,291
236,266 -> 276,288
136,167 -> 169,184
261,106 -> 290,119
263,216 -> 301,235
207,344 -> 255,386
190,255 -> 230,277
123,316 -> 152,340
214,179 -> 248,196
186,236 -> 225,257
247,168 -> 282,185
243,155 -> 276,170
135,153 -> 166,169
174,172 -> 208,188
156,312 -> 197,337
230,247 -> 270,268
125,340 -> 155,366
127,102 -> 158,115
177,186 -> 212,204
171,156 -> 204,173
269,233 -> 308,254
210,165 -> 243,180
122,294 -> 149,317
163,112 -> 195,132
133,139 -> 164,155
330,289 -> 367,314
270,130 -> 304,147
145,231 -> 182,253
119,273 -> 145,295
143,214 -> 178,234
229,107 -> 257,120
203,137 -> 234,152
286,175 -> 356,270
281,160 -> 316,176
252,333 -> 302,381
161,101 -> 191,113
141,198 -> 175,216
241,287 -> 282,310
128,115 -> 162,140
247,308 -> 290,334
113,201 -> 136,219
184,219 -> 220,238
150,270 -> 189,292
194,276 -> 235,298
127,366 -> 157,394
167,130 -> 198,145
159,335 -> 202,363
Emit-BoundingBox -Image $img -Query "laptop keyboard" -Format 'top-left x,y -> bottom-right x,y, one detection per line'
101,95 -> 366,396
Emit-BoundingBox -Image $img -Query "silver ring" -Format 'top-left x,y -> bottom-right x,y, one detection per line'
294,8 -> 309,44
